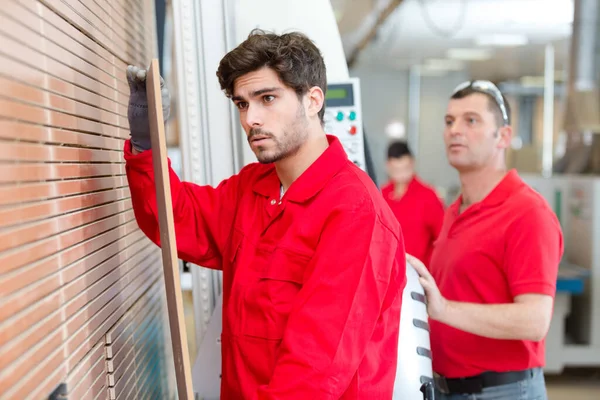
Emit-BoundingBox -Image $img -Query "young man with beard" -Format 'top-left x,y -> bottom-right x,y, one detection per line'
409,81 -> 563,400
124,30 -> 406,399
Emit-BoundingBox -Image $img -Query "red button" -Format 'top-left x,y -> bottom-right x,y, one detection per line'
349,126 -> 357,135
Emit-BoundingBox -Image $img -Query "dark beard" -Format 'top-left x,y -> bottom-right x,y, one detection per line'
250,106 -> 308,164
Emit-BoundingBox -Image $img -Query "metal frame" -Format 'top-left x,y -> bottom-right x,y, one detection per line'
172,0 -> 239,355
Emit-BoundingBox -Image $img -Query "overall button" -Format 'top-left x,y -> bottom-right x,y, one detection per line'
270,199 -> 277,205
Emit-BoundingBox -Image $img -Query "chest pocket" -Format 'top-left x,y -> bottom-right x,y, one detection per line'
242,248 -> 310,340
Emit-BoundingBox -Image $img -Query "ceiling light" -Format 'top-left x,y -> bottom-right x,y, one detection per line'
446,48 -> 493,61
423,58 -> 465,71
475,34 -> 528,47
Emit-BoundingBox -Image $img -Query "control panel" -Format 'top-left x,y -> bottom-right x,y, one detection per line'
324,78 -> 366,171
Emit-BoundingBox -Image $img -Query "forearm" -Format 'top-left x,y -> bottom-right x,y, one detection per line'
437,300 -> 548,341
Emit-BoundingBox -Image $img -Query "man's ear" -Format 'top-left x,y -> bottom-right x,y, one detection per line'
497,125 -> 513,149
306,86 -> 325,119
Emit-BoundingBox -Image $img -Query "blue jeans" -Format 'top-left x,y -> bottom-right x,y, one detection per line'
434,368 -> 547,400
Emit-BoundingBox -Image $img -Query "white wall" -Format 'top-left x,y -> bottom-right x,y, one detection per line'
350,66 -> 467,196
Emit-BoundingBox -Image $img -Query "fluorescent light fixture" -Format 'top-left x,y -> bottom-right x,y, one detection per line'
475,34 -> 528,47
520,76 -> 545,87
418,68 -> 448,77
423,58 -> 465,71
447,48 -> 493,61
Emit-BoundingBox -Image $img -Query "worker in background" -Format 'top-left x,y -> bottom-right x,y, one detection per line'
124,30 -> 406,400
408,80 -> 563,399
381,141 -> 444,265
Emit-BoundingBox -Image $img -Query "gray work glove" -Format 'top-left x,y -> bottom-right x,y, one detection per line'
126,65 -> 171,152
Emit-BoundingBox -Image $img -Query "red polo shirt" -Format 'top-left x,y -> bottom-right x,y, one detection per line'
382,177 -> 444,264
125,135 -> 406,399
428,170 -> 563,378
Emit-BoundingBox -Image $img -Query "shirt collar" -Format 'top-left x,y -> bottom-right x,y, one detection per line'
449,169 -> 523,213
252,135 -> 349,203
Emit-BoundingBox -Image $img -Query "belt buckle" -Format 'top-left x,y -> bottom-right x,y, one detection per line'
433,373 -> 449,394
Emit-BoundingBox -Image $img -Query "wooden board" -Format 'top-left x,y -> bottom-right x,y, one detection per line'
146,58 -> 194,399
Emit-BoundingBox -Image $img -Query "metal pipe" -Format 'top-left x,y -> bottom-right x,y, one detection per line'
542,44 -> 555,177
408,65 -> 421,157
574,0 -> 598,91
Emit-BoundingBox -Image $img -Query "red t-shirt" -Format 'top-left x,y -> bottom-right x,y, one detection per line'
429,170 -> 563,378
382,176 -> 444,265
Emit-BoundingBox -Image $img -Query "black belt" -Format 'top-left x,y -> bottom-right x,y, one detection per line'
434,369 -> 535,395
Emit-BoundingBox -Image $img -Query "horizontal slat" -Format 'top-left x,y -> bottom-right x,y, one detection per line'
8,0 -> 129,86
116,369 -> 138,400
0,141 -> 124,163
0,10 -> 127,98
63,268 -> 162,392
72,363 -> 107,400
0,76 -> 125,128
109,347 -> 136,389
0,257 -> 161,398
0,199 -> 132,252
0,163 -> 125,184
0,120 -> 125,151
62,241 -> 156,320
105,279 -> 163,346
0,54 -> 127,118
18,0 -> 128,75
93,0 -> 151,57
107,300 -> 159,361
0,242 -> 156,363
106,333 -> 134,372
0,174 -> 128,207
136,347 -> 164,400
0,187 -> 129,229
0,221 -> 140,297
107,344 -> 135,387
0,55 -> 127,119
0,33 -> 128,107
0,207 -> 133,276
0,98 -> 128,139
0,233 -> 150,326
111,356 -> 137,400
76,0 -> 146,62
64,340 -> 105,392
40,0 -> 130,63
63,0 -> 142,63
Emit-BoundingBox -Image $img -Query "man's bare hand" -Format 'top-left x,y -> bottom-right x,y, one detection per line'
406,254 -> 448,321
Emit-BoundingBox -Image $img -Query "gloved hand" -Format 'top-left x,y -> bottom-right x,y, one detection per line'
126,65 -> 171,152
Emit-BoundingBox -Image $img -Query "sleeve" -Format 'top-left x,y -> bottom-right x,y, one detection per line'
124,140 -> 241,269
504,206 -> 564,297
424,191 -> 445,265
427,191 -> 445,241
255,199 -> 405,399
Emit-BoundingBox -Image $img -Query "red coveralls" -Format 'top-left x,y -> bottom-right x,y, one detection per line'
124,135 -> 407,399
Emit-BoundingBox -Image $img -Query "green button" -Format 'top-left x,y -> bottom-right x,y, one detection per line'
349,111 -> 356,121
336,111 -> 344,121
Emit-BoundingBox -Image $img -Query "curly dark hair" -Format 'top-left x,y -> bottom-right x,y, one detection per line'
216,29 -> 327,122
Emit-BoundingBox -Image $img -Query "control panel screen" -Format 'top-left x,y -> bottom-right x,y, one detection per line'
326,88 -> 348,100
325,83 -> 354,107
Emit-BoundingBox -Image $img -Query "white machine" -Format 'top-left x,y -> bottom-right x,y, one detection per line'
521,173 -> 599,374
394,263 -> 435,400
324,78 -> 367,171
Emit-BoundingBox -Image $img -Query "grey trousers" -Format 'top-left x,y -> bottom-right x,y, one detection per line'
434,368 -> 547,400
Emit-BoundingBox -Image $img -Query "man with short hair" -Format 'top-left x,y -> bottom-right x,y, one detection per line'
409,81 -> 563,400
124,30 -> 406,399
382,141 -> 444,265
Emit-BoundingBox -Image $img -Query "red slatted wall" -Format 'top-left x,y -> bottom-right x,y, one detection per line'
0,1 -> 174,398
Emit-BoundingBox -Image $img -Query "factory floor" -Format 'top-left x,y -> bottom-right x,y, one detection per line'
182,290 -> 600,399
